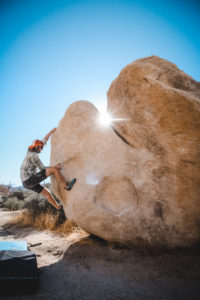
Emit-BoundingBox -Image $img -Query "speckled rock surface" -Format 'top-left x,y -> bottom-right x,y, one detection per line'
51,56 -> 200,248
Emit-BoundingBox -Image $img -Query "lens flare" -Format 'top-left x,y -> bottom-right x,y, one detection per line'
98,111 -> 112,126
96,104 -> 128,128
86,173 -> 99,185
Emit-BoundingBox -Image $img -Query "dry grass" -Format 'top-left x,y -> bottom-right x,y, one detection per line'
4,209 -> 168,254
11,211 -> 158,253
55,219 -> 78,235
13,209 -> 78,236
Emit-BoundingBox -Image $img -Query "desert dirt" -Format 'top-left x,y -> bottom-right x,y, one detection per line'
0,209 -> 200,300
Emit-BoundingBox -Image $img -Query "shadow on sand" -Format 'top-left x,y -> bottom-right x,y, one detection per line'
37,236 -> 200,300
1,220 -> 200,300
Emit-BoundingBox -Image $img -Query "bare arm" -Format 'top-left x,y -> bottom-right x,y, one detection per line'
42,128 -> 57,144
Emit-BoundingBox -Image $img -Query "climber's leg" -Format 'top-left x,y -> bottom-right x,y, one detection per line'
41,187 -> 61,210
46,167 -> 68,189
46,166 -> 76,191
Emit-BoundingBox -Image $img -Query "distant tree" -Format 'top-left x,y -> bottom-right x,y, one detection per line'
0,182 -> 14,196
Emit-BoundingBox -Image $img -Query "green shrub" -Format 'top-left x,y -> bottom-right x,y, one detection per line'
24,191 -> 49,211
0,195 -> 4,208
1,195 -> 7,201
1,189 -> 28,210
4,197 -> 25,211
9,190 -> 25,200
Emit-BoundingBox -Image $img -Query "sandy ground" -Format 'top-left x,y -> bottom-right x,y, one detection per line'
0,209 -> 200,300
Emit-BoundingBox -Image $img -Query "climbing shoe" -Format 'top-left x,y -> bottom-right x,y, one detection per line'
64,178 -> 76,191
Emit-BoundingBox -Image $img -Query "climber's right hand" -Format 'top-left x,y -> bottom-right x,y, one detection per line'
56,163 -> 62,170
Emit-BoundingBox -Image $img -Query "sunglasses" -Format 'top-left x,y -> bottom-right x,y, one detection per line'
37,146 -> 43,149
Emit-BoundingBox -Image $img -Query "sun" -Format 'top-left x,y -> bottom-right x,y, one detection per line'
96,104 -> 126,128
98,110 -> 112,126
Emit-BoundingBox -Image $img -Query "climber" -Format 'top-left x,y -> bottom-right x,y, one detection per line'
20,128 -> 76,210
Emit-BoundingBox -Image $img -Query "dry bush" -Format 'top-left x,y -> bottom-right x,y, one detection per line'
3,187 -> 81,237
15,208 -> 78,236
55,219 -> 79,235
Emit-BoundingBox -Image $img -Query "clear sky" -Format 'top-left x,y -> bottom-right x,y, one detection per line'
0,0 -> 200,186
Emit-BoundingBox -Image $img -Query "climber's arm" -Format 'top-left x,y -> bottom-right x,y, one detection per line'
42,128 -> 57,145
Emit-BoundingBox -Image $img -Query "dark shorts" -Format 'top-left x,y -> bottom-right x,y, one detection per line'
23,169 -> 47,193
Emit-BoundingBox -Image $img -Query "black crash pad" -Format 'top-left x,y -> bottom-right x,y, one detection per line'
0,250 -> 39,295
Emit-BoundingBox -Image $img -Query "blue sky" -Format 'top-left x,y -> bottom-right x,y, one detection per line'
0,0 -> 200,186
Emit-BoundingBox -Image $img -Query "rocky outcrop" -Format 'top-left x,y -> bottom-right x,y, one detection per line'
51,56 -> 200,248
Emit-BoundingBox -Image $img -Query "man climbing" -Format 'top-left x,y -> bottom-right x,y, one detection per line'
20,128 -> 76,210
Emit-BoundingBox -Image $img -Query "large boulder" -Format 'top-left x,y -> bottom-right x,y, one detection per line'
51,56 -> 200,248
